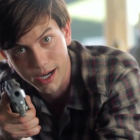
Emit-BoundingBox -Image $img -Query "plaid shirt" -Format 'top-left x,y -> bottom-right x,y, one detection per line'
1,40 -> 140,140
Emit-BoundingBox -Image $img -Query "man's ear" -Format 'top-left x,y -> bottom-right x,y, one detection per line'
0,51 -> 13,68
0,51 -> 7,59
62,21 -> 72,46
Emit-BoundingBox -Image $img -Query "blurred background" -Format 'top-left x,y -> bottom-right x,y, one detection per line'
65,0 -> 140,52
1,0 -> 140,64
64,0 -> 140,66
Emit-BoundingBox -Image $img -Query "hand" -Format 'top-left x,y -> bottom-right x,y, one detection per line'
0,92 -> 41,139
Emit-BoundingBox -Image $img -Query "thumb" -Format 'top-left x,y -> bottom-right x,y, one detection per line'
0,115 -> 6,128
0,91 -> 11,109
25,95 -> 35,110
0,115 -> 5,122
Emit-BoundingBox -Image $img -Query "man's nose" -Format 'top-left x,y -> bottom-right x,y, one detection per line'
30,48 -> 49,68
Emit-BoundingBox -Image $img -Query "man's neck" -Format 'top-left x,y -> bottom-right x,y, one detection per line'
40,83 -> 71,118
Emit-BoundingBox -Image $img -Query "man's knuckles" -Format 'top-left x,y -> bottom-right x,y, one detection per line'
12,125 -> 41,138
25,125 -> 41,136
21,117 -> 39,130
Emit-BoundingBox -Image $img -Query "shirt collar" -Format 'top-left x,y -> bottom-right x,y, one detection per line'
66,41 -> 89,110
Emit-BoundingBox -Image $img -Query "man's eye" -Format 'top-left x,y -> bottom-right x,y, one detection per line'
15,47 -> 26,54
42,36 -> 52,43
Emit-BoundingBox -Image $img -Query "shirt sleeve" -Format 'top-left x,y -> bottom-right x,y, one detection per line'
95,67 -> 140,140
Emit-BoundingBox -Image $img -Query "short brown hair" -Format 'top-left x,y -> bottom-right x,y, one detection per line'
0,0 -> 71,50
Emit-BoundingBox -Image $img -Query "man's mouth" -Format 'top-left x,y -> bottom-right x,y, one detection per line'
35,69 -> 55,82
39,72 -> 52,79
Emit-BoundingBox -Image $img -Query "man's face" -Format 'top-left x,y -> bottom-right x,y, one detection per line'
3,18 -> 72,100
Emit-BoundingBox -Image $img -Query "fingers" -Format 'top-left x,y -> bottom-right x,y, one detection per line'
0,112 -> 20,125
1,120 -> 41,139
10,125 -> 41,139
0,95 -> 36,124
0,92 -> 20,124
0,94 -> 40,139
1,117 -> 39,132
17,117 -> 40,131
7,95 -> 36,124
1,125 -> 41,139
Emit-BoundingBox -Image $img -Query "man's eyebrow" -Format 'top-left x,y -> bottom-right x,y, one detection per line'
14,27 -> 52,47
37,27 -> 52,40
14,44 -> 28,48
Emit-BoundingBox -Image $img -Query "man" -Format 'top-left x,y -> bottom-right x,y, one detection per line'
0,0 -> 140,140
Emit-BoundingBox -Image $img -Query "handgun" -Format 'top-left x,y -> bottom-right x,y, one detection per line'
3,78 -> 29,117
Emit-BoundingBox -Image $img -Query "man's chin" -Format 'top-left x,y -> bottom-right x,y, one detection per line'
38,86 -> 57,95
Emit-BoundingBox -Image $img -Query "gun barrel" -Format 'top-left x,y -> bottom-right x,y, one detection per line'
4,78 -> 28,116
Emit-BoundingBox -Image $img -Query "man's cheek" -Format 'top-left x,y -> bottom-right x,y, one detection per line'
16,71 -> 30,81
11,60 -> 27,69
